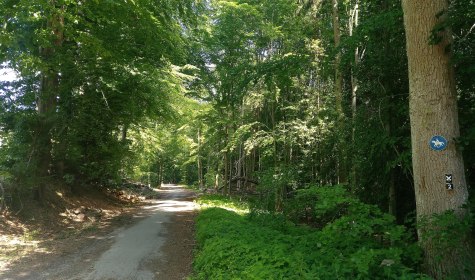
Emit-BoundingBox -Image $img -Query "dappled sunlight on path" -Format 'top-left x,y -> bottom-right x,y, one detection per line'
0,184 -> 197,280
85,184 -> 196,280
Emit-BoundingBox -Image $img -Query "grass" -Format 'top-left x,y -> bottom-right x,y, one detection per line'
195,194 -> 249,214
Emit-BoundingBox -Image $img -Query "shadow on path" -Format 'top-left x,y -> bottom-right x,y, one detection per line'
1,184 -> 197,280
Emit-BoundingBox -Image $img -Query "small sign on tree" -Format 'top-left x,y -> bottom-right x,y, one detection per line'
445,174 -> 453,190
429,135 -> 447,151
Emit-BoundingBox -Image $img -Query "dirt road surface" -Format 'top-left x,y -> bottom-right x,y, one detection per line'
1,184 -> 197,280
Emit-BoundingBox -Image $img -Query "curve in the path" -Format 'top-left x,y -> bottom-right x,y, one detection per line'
86,184 -> 196,280
1,184 -> 196,280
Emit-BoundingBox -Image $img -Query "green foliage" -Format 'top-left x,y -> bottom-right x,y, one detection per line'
448,0 -> 475,191
197,194 -> 249,212
1,0 -> 473,276
203,170 -> 218,188
419,210 -> 473,255
252,165 -> 299,211
0,0 -> 206,189
418,209 -> 474,279
192,188 -> 428,279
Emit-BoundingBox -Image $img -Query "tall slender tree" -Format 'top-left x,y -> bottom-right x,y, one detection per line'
331,0 -> 347,185
35,2 -> 64,202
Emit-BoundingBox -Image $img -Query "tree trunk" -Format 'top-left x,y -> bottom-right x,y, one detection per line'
223,150 -> 229,194
121,124 -> 128,142
332,0 -> 347,185
402,1 -> 473,278
197,128 -> 204,189
388,168 -> 397,216
349,1 -> 359,191
236,145 -> 243,191
157,159 -> 163,187
35,5 -> 64,203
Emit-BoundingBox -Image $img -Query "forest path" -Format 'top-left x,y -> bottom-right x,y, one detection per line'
2,184 -> 197,280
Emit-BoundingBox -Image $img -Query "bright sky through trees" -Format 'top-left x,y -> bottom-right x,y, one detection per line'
0,64 -> 17,82
0,0 -> 473,278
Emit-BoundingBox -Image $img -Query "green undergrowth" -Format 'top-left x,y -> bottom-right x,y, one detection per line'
196,194 -> 250,213
191,186 -> 430,279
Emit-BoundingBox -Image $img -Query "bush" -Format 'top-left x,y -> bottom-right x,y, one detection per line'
192,187 -> 430,279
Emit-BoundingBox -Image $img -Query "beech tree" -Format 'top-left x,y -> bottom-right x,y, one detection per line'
0,0 -> 202,197
35,3 -> 64,202
402,0 -> 473,278
1,1 -> 474,276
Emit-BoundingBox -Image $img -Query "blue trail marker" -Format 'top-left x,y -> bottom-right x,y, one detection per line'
429,135 -> 447,151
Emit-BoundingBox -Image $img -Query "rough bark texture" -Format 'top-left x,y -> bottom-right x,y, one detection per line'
402,0 -> 472,278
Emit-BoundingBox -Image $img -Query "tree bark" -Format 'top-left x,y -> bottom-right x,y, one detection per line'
35,4 -> 63,203
402,1 -> 473,278
197,128 -> 204,189
223,148 -> 229,194
157,160 -> 163,187
332,0 -> 347,185
388,168 -> 396,216
121,124 -> 128,142
349,1 -> 359,191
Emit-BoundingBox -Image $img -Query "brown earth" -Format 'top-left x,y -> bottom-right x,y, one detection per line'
153,198 -> 196,279
0,184 -> 197,280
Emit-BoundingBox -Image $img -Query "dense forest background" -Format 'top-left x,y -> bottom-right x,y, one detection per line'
1,0 -> 474,278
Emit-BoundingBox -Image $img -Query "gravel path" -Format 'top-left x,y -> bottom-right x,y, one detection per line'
1,185 -> 197,280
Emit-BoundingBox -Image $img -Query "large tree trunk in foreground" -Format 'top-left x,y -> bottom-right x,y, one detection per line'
402,1 -> 472,278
